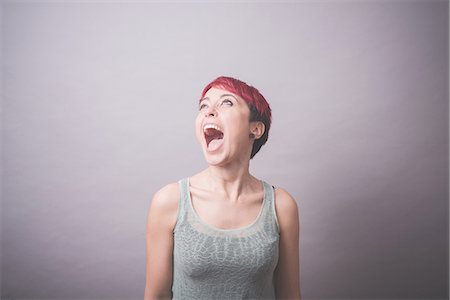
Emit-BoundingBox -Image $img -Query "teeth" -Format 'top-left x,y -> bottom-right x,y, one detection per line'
203,123 -> 223,132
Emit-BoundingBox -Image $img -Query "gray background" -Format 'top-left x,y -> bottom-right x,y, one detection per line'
1,1 -> 448,299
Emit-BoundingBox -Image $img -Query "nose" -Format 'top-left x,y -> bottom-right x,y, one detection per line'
204,106 -> 217,117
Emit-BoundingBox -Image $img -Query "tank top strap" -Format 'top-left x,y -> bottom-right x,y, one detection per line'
261,180 -> 280,234
173,178 -> 189,233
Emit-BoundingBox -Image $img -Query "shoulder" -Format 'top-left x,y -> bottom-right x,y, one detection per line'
274,187 -> 298,214
274,187 -> 299,229
148,181 -> 180,229
151,181 -> 180,210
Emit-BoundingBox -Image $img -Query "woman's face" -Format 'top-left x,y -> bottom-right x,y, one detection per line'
195,87 -> 256,166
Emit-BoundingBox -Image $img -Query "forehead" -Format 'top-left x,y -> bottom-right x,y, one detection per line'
202,87 -> 242,102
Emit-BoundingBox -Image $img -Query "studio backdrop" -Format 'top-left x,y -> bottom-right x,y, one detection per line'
1,1 -> 448,299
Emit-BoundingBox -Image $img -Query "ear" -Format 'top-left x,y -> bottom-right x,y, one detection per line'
250,121 -> 265,140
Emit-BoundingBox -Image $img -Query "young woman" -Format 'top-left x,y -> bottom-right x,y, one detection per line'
144,76 -> 300,299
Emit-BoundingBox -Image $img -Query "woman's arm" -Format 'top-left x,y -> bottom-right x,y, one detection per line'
144,183 -> 179,300
274,188 -> 301,299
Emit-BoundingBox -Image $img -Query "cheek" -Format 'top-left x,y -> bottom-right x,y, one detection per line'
225,115 -> 250,140
195,115 -> 203,143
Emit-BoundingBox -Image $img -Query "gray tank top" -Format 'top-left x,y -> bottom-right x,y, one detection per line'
172,178 -> 280,300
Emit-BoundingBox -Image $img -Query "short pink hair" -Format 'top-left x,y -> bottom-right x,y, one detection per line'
200,76 -> 272,159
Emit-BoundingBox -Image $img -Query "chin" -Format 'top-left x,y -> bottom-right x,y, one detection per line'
203,152 -> 227,166
201,147 -> 230,167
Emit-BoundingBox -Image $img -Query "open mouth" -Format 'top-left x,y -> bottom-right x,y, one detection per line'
203,123 -> 224,151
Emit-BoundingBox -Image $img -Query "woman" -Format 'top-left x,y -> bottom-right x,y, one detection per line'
144,76 -> 300,299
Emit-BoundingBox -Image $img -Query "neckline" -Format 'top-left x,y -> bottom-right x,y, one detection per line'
186,177 -> 267,232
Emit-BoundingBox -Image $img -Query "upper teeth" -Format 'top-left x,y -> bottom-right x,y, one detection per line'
203,123 -> 222,132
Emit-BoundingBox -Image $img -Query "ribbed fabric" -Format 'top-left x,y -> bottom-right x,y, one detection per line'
172,178 -> 280,300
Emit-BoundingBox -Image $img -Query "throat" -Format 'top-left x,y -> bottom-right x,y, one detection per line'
204,127 -> 224,151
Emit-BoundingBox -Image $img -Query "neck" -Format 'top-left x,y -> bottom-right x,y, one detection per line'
204,159 -> 255,202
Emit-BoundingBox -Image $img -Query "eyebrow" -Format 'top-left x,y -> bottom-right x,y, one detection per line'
199,94 -> 239,103
220,94 -> 239,102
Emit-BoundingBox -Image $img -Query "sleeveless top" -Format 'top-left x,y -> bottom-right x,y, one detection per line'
172,178 -> 280,300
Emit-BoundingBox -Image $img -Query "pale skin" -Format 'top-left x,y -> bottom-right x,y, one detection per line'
144,87 -> 301,299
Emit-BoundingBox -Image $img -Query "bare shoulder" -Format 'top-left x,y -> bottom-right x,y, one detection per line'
150,182 -> 179,211
274,187 -> 298,214
148,182 -> 180,230
274,187 -> 299,228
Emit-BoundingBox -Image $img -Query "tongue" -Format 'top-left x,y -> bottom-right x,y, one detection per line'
208,138 -> 223,151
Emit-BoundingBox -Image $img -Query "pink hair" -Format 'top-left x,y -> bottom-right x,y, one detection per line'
200,76 -> 272,159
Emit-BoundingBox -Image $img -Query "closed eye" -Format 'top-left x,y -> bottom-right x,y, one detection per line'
199,103 -> 208,110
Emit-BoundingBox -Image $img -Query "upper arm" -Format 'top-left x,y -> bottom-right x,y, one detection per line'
274,187 -> 301,299
144,182 -> 179,300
